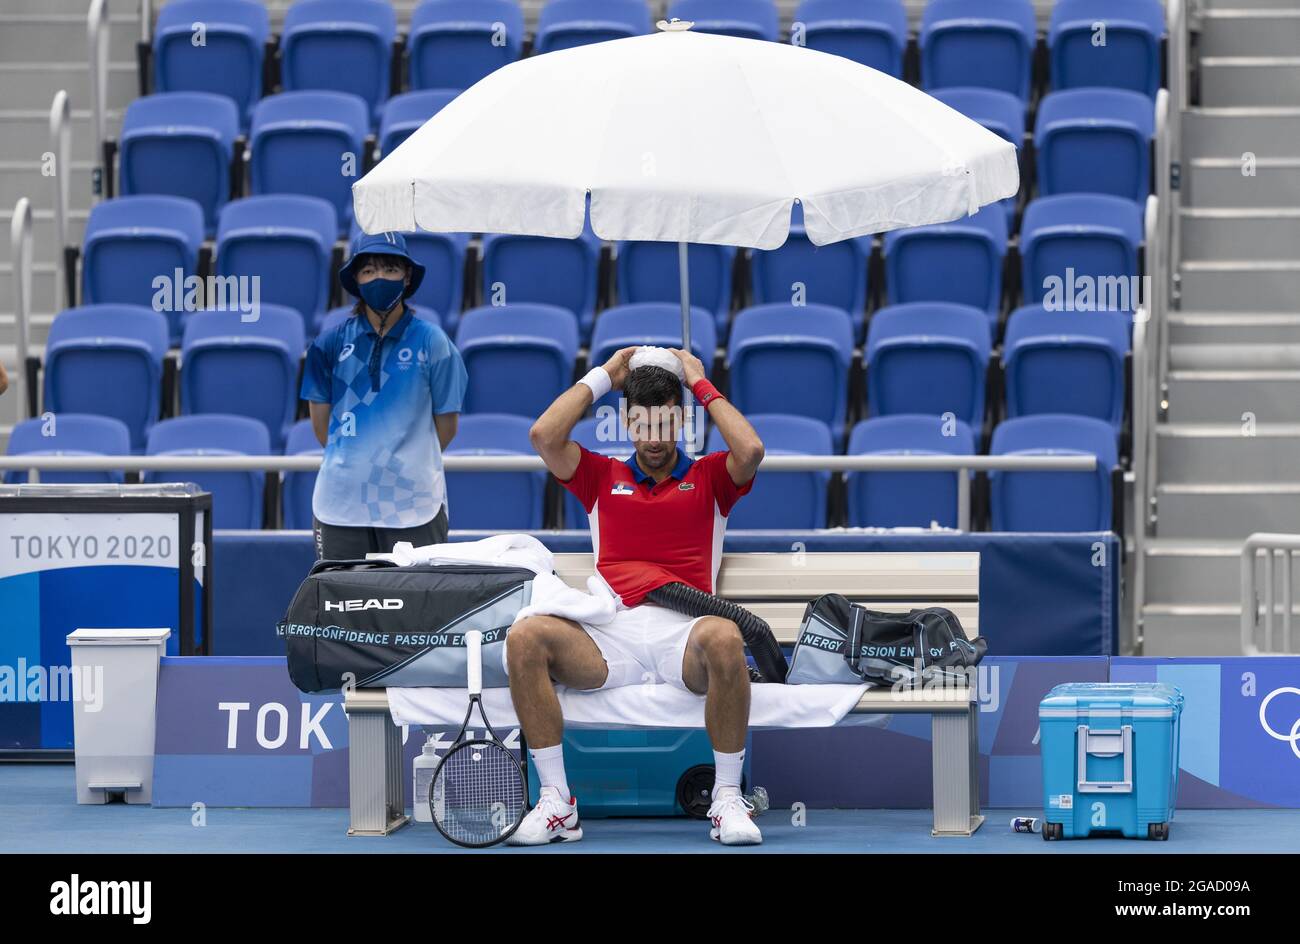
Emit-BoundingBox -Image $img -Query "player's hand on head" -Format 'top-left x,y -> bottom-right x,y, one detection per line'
669,348 -> 706,386
603,346 -> 638,391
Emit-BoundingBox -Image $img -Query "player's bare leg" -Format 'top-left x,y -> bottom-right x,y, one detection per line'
504,614 -> 607,844
680,616 -> 750,749
681,616 -> 762,844
505,614 -> 608,747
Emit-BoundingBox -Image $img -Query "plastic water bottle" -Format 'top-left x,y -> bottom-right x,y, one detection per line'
1010,816 -> 1040,833
744,786 -> 769,816
413,736 -> 440,823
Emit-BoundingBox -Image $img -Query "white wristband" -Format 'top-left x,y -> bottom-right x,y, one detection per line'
578,366 -> 612,401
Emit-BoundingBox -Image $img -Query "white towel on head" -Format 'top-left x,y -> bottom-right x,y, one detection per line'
629,346 -> 685,380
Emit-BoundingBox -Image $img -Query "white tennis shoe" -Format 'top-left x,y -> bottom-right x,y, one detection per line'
708,791 -> 762,845
507,786 -> 583,846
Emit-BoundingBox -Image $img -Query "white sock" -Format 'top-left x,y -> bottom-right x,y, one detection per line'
529,744 -> 570,802
712,749 -> 745,800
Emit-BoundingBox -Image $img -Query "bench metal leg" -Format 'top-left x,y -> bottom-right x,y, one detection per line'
347,700 -> 410,836
929,704 -> 984,837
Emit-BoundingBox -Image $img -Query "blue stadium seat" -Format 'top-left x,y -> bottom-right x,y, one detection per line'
931,87 -> 1024,226
707,414 -> 832,529
445,413 -> 546,530
216,195 -> 338,336
1020,194 -> 1143,310
4,414 -> 133,486
1035,88 -> 1155,202
846,413 -> 975,529
588,303 -> 717,414
989,414 -> 1118,532
617,242 -> 736,340
152,0 -> 270,126
920,0 -> 1037,101
378,90 -> 458,156
1003,305 -> 1130,429
883,203 -> 1007,329
796,0 -> 907,77
750,205 -> 871,340
281,0 -> 397,123
81,195 -> 205,346
282,418 -> 322,530
455,304 -> 579,417
43,305 -> 170,452
314,303 -> 441,338
535,0 -> 651,54
1049,0 -> 1166,99
727,303 -> 854,438
408,0 -> 525,91
180,305 -> 306,451
865,302 -> 990,427
668,0 -> 779,41
480,228 -> 601,342
119,92 -> 240,232
249,91 -> 370,234
144,415 -> 270,529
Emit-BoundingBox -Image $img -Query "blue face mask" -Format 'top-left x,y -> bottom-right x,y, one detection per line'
359,276 -> 405,314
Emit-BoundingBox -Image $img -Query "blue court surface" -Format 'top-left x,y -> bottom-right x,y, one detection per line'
5,764 -> 1297,854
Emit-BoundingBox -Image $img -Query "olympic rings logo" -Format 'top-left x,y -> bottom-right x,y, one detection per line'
1259,687 -> 1300,760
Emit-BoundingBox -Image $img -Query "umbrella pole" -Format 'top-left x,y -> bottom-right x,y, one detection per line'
678,240 -> 696,455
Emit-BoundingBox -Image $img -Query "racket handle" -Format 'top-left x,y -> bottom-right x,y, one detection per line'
465,630 -> 483,695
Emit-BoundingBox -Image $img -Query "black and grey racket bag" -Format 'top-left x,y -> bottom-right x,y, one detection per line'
278,559 -> 535,693
787,593 -> 987,686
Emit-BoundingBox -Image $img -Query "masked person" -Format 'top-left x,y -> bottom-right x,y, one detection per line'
301,231 -> 467,560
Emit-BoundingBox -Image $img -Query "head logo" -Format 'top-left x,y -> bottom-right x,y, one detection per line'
339,343 -> 355,361
324,598 -> 404,612
1259,687 -> 1300,760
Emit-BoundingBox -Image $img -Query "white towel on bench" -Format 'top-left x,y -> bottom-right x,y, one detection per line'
388,682 -> 880,731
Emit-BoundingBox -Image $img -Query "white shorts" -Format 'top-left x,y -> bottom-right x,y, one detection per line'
580,604 -> 705,692
502,603 -> 704,693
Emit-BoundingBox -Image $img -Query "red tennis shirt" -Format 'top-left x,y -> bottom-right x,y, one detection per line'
557,446 -> 754,606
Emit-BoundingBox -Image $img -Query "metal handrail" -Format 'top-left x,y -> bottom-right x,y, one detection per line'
88,0 -> 110,152
0,452 -> 1097,534
1240,533 -> 1300,655
9,199 -> 34,422
49,90 -> 72,311
0,454 -> 1098,473
141,0 -> 153,43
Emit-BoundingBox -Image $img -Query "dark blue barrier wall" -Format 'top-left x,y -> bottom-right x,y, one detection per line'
213,530 -> 1118,657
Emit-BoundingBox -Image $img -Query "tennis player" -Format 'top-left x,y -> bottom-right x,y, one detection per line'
505,346 -> 765,845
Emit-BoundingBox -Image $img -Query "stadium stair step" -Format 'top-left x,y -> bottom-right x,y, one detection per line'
1199,8 -> 1300,58
1164,369 -> 1300,422
1200,56 -> 1300,107
1155,482 -> 1300,538
1168,312 -> 1300,345
1181,207 -> 1300,261
1140,604 -> 1255,656
1157,423 -> 1300,481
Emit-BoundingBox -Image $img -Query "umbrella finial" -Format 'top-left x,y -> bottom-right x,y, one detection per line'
656,18 -> 694,32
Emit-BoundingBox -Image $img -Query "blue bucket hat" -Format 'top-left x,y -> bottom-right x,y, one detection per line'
338,231 -> 426,300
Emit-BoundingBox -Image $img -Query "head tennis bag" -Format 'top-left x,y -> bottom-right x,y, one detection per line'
278,559 -> 535,692
787,594 -> 986,686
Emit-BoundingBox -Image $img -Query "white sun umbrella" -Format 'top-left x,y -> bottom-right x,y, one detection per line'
353,20 -> 1018,444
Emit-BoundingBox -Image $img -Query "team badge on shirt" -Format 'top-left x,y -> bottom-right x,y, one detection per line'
611,482 -> 635,496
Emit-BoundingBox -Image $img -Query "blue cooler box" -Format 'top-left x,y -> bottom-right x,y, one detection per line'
1038,683 -> 1183,840
527,729 -> 752,818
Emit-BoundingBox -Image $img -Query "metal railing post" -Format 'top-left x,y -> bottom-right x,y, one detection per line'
9,199 -> 34,422
49,90 -> 72,310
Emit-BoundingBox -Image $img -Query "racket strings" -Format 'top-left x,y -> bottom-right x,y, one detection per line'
431,741 -> 526,845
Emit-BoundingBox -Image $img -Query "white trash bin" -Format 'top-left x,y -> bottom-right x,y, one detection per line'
65,628 -> 170,804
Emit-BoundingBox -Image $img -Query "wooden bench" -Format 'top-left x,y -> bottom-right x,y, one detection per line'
345,550 -> 984,838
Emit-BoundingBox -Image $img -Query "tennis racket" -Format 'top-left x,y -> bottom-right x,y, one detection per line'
429,629 -> 527,847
